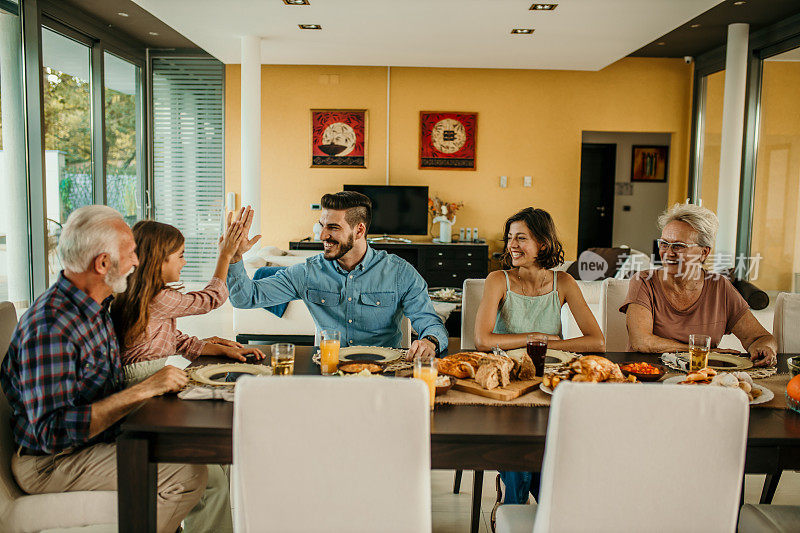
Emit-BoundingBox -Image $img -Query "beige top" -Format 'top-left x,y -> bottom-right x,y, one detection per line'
620,270 -> 749,348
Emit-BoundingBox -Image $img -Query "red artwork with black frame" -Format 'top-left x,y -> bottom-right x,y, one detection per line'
311,109 -> 367,168
419,112 -> 477,170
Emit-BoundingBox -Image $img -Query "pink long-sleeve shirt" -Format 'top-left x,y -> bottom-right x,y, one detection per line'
121,277 -> 228,365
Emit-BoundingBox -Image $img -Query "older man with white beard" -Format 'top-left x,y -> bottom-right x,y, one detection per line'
0,205 -> 219,533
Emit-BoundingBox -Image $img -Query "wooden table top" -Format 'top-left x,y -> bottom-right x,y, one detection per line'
122,340 -> 800,446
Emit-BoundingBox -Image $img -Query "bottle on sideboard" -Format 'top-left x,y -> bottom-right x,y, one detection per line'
459,228 -> 465,242
472,227 -> 479,242
465,228 -> 472,241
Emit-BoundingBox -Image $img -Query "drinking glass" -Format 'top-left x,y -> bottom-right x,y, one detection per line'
413,356 -> 438,410
689,334 -> 711,372
526,335 -> 548,377
319,330 -> 341,375
271,343 -> 295,376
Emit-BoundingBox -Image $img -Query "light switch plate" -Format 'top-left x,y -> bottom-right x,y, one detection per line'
310,203 -> 321,210
523,176 -> 532,187
500,175 -> 508,188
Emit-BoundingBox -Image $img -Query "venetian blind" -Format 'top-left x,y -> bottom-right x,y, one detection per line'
152,58 -> 224,281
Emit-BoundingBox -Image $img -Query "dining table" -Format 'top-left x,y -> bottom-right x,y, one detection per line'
116,339 -> 800,533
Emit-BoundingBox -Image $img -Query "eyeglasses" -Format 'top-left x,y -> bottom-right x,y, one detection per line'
656,239 -> 702,253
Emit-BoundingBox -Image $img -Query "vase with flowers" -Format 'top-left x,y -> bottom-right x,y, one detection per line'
428,196 -> 464,243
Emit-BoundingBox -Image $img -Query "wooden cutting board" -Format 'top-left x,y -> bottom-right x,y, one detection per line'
452,377 -> 542,401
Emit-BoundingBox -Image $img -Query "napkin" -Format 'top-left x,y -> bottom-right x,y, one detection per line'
660,352 -> 689,373
178,384 -> 235,402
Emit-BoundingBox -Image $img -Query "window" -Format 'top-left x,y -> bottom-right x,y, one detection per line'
104,52 -> 143,225
697,70 -> 725,213
0,1 -> 32,307
41,27 -> 93,283
152,57 -> 224,282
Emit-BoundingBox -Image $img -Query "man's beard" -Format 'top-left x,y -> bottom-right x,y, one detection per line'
322,233 -> 355,261
105,262 -> 135,294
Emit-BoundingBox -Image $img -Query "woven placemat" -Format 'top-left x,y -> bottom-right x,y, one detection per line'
434,372 -> 792,409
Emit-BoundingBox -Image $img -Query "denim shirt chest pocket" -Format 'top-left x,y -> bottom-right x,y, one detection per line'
359,291 -> 396,324
307,288 -> 342,307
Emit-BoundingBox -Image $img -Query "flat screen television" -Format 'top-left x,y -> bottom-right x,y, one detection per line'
343,185 -> 429,236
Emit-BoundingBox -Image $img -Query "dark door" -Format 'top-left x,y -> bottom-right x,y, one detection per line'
577,143 -> 616,253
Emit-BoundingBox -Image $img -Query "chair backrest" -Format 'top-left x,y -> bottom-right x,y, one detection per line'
461,279 -> 486,350
534,383 -> 748,533
773,292 -> 800,353
599,278 -> 630,352
232,376 -> 431,533
0,302 -> 23,510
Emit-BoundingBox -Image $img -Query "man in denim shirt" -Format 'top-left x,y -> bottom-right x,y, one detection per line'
227,192 -> 448,358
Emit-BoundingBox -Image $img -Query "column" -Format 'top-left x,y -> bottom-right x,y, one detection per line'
715,23 -> 749,271
240,36 -> 261,237
0,12 -> 32,307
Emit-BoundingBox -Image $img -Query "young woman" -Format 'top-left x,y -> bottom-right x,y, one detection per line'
474,207 -> 605,353
474,207 -> 605,516
112,211 -> 264,385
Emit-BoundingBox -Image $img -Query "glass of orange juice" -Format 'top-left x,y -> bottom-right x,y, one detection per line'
413,356 -> 438,410
319,330 -> 341,375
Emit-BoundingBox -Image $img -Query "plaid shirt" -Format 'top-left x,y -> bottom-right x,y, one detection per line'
121,277 -> 227,365
0,273 -> 123,454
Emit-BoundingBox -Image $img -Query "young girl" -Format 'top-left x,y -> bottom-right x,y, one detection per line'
474,207 -> 604,520
112,211 -> 264,384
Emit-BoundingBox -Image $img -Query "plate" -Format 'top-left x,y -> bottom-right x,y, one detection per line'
428,287 -> 462,303
663,376 -> 774,405
339,362 -> 383,374
670,352 -> 754,371
191,363 -> 272,386
338,346 -> 403,363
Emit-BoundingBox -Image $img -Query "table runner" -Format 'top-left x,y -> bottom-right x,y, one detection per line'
435,372 -> 793,409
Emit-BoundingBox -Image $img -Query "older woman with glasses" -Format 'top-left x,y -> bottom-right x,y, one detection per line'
621,203 -> 777,366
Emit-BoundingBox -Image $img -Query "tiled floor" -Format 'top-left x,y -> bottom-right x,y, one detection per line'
430,470 -> 800,532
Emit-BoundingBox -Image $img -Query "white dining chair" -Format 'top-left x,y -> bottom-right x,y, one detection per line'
738,503 -> 800,532
773,292 -> 800,353
0,301 -> 117,533
496,382 -> 748,533
232,376 -> 432,532
599,278 -> 630,352
461,278 -> 486,350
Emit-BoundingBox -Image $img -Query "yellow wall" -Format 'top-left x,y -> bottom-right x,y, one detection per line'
225,58 -> 693,259
750,61 -> 800,291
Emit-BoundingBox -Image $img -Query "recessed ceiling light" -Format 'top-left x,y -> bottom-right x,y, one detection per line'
283,0 -> 310,4
657,41 -> 666,46
734,1 -> 746,5
529,3 -> 557,10
690,23 -> 701,28
117,12 -> 129,17
149,32 -> 159,36
299,24 -> 321,30
511,28 -> 535,34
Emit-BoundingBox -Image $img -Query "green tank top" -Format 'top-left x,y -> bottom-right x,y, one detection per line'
492,270 -> 562,337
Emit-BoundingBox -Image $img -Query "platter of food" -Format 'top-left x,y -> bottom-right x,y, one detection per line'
437,350 -> 541,401
541,355 -> 637,392
337,346 -> 404,363
428,287 -> 462,303
338,362 -> 383,374
664,369 -> 773,405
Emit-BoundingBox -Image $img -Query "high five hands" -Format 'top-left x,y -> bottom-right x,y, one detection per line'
227,206 -> 262,263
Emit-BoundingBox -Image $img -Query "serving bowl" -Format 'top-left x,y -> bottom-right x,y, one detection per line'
787,356 -> 800,378
435,376 -> 454,396
620,362 -> 667,382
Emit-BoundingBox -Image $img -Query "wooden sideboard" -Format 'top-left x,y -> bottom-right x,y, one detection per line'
289,240 -> 489,289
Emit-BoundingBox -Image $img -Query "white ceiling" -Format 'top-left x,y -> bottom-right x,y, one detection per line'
133,0 -> 721,71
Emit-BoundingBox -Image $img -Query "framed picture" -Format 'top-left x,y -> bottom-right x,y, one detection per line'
631,145 -> 668,182
419,111 -> 477,170
310,109 -> 367,168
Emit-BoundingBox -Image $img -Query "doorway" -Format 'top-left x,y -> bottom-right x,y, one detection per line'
578,143 -> 616,253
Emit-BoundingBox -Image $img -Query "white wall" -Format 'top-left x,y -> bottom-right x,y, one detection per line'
582,131 -> 671,254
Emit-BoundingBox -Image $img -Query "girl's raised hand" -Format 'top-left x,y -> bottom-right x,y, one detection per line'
219,208 -> 246,259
